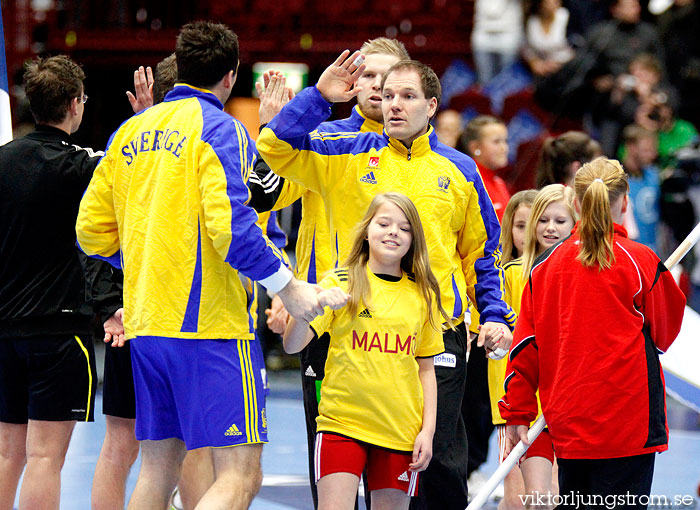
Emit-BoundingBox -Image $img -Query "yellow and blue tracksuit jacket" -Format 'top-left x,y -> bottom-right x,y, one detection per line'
268,105 -> 383,284
258,86 -> 515,328
76,84 -> 291,341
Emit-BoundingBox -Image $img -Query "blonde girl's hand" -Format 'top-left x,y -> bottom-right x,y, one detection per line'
478,321 -> 513,358
317,287 -> 350,310
503,424 -> 529,459
409,429 -> 433,472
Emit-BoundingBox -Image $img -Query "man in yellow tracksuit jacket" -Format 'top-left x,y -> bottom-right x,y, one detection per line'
75,21 -> 323,510
257,52 -> 515,510
252,38 -> 410,510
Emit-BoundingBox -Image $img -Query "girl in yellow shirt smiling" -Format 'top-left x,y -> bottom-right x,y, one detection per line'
284,192 -> 450,510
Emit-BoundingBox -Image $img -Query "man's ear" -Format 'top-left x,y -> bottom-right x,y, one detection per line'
427,97 -> 438,120
223,70 -> 236,89
231,65 -> 238,88
69,97 -> 80,117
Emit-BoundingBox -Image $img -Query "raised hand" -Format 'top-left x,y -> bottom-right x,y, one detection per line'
256,71 -> 295,125
104,308 -> 126,347
126,66 -> 154,113
317,50 -> 366,104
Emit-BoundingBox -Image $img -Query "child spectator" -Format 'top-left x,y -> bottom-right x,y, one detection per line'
622,124 -> 661,251
535,131 -> 602,188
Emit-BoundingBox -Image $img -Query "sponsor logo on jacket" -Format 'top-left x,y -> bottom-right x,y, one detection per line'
360,171 -> 377,184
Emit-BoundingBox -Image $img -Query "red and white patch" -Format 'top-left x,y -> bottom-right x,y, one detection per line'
368,156 -> 380,167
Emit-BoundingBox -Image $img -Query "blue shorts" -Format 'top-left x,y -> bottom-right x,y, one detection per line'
130,336 -> 268,449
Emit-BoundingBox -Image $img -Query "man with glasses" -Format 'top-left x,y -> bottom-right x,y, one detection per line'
0,54 -> 112,510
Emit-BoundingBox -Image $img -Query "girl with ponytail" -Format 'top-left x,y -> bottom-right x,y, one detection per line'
535,131 -> 602,188
499,157 -> 686,505
574,158 -> 631,270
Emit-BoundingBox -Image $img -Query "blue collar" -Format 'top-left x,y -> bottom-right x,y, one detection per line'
163,84 -> 224,110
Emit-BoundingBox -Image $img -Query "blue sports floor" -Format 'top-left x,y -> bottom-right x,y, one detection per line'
15,369 -> 700,509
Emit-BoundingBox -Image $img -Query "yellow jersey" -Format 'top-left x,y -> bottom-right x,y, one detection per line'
310,267 -> 444,451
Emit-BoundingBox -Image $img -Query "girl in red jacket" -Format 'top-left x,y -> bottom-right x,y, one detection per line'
458,115 -> 511,221
500,157 -> 685,509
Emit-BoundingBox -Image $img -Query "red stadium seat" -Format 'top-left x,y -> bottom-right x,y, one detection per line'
448,87 -> 493,117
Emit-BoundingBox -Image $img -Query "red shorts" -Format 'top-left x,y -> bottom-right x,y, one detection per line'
314,432 -> 419,496
497,425 -> 555,463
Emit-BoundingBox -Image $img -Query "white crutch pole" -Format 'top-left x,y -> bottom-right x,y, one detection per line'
465,221 -> 700,510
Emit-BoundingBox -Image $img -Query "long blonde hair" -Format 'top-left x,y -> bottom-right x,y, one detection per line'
501,190 -> 538,265
521,184 -> 577,278
574,158 -> 629,270
344,193 -> 452,329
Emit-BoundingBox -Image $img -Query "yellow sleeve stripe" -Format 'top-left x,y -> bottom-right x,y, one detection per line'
234,121 -> 249,182
491,246 -> 506,298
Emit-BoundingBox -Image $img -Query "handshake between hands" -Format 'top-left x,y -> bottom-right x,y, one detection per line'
272,279 -> 350,331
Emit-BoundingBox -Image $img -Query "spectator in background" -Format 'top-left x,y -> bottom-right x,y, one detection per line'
657,0 -> 700,129
535,131 -> 603,187
434,109 -> 464,149
635,84 -> 699,167
622,124 -> 661,251
523,0 -> 575,78
471,0 -> 524,85
563,0 -> 610,46
597,53 -> 663,156
584,0 -> 665,96
458,116 -> 511,220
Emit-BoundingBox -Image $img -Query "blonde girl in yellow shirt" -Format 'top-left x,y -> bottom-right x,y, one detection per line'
491,185 -> 577,509
284,192 -> 450,510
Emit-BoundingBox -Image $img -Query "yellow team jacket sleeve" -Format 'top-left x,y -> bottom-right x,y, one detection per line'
76,149 -> 122,267
257,87 -> 363,197
455,176 -> 515,329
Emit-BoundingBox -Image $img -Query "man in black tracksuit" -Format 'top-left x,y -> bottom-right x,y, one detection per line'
0,54 -> 119,509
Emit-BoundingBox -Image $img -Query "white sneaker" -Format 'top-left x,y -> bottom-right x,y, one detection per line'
169,487 -> 183,510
